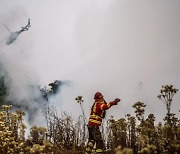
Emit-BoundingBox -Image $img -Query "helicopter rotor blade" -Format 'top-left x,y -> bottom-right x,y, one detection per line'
3,24 -> 11,33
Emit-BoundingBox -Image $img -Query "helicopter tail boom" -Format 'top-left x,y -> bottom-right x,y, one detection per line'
21,18 -> 31,32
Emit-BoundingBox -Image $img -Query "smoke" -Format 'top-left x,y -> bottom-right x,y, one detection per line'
0,47 -> 43,123
0,8 -> 71,128
0,0 -> 179,128
0,50 -> 72,127
0,48 -> 71,126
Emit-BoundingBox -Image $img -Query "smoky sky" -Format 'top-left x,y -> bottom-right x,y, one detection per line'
0,0 -> 179,124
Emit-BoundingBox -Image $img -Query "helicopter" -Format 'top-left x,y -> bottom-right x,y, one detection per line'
2,18 -> 31,45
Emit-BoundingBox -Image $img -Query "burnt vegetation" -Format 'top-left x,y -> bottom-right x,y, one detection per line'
0,77 -> 179,154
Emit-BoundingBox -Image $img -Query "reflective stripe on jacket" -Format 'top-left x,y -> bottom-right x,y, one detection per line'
88,101 -> 115,126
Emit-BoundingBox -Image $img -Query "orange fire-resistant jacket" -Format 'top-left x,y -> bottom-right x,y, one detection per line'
88,101 -> 116,126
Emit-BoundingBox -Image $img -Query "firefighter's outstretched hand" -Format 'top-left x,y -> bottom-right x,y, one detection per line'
113,98 -> 121,105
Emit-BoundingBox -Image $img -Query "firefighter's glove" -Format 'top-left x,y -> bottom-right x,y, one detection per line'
113,98 -> 121,105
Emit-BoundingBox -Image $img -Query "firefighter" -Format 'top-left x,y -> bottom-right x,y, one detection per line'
85,92 -> 121,153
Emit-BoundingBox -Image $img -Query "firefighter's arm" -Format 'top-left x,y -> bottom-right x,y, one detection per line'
100,98 -> 121,110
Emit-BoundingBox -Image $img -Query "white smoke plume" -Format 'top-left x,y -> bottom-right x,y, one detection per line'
0,0 -> 179,127
0,8 -> 70,128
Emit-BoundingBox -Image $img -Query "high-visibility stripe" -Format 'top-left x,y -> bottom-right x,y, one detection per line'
100,103 -> 111,110
89,119 -> 101,124
89,116 -> 102,121
96,149 -> 103,153
90,114 -> 100,119
100,104 -> 104,110
89,118 -> 102,122
90,115 -> 102,121
93,102 -> 97,113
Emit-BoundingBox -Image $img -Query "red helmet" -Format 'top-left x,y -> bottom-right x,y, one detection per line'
94,92 -> 103,100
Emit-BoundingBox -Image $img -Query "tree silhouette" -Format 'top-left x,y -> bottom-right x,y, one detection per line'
157,85 -> 178,115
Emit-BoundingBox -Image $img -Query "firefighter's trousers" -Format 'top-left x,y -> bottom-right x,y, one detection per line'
85,125 -> 104,153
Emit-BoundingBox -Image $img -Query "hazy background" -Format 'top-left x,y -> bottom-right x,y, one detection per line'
0,0 -> 179,126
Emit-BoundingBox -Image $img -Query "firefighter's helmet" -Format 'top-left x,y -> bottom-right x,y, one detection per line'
94,92 -> 103,100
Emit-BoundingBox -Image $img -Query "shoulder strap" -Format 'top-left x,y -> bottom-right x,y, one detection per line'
91,101 -> 97,114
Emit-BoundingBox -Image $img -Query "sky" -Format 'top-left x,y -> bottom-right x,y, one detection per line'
0,0 -> 179,126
